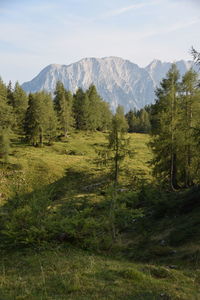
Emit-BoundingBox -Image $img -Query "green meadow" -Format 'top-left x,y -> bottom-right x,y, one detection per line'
0,132 -> 200,300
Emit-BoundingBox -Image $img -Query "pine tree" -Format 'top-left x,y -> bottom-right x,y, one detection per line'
98,106 -> 130,185
24,93 -> 41,146
6,81 -> 14,106
0,78 -> 13,130
73,88 -> 86,130
126,108 -> 151,133
97,106 -> 133,238
86,85 -> 101,131
98,101 -> 112,131
24,92 -> 57,146
43,92 -> 58,144
138,109 -> 151,133
126,110 -> 138,132
0,78 -> 13,161
12,82 -> 28,133
54,81 -> 74,136
108,106 -> 129,184
178,70 -> 198,186
150,64 -> 180,190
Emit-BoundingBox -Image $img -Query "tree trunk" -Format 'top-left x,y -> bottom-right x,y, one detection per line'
39,127 -> 43,147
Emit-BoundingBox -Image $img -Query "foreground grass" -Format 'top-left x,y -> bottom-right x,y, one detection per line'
0,247 -> 199,300
1,132 -> 200,299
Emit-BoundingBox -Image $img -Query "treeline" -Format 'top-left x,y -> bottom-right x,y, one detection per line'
150,65 -> 200,189
0,78 -> 152,157
125,107 -> 151,133
0,81 -> 113,153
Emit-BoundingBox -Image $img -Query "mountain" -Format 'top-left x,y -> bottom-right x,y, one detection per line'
145,59 -> 195,88
22,57 -> 196,112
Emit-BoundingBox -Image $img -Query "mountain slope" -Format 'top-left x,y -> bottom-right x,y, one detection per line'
22,57 -> 196,112
145,59 -> 196,88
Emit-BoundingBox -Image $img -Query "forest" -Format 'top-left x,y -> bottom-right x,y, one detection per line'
0,59 -> 200,299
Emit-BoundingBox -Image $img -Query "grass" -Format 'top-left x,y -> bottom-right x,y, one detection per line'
0,246 -> 199,300
0,131 -> 151,204
1,131 -> 200,299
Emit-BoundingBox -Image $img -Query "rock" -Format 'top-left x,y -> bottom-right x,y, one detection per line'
168,265 -> 178,269
160,240 -> 166,246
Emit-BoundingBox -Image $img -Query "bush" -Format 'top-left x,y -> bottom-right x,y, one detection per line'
0,188 -> 53,248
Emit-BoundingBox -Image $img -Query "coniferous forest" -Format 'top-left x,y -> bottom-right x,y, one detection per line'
0,52 -> 200,299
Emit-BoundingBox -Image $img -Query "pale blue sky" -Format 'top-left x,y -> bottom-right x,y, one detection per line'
0,0 -> 199,83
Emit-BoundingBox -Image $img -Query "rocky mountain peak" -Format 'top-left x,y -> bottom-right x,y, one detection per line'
22,57 -> 197,112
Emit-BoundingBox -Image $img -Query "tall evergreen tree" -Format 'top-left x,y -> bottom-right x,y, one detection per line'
86,85 -> 101,131
73,85 -> 112,132
98,106 -> 129,185
150,64 -> 200,188
43,92 -> 58,144
179,69 -> 199,186
126,110 -> 138,132
98,101 -> 112,131
24,92 -> 57,146
12,82 -> 28,133
97,106 -> 132,239
0,78 -> 13,161
73,88 -> 86,130
138,109 -> 151,133
108,106 -> 129,184
126,108 -> 151,133
150,64 -> 180,190
6,81 -> 14,106
54,81 -> 74,136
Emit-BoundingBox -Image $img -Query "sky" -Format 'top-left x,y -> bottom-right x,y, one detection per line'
0,0 -> 200,84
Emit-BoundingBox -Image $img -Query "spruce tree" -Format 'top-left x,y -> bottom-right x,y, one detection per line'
138,109 -> 151,133
150,64 -> 180,190
108,106 -> 129,184
73,88 -> 86,130
98,106 -> 130,185
24,92 -> 57,146
97,106 -> 133,238
73,85 -> 112,132
179,70 -> 200,186
98,101 -> 112,131
54,81 -> 74,136
0,79 -> 13,130
126,110 -> 138,132
86,85 -> 101,131
12,82 -> 28,133
43,92 -> 58,144
7,81 -> 14,106
0,78 -> 13,161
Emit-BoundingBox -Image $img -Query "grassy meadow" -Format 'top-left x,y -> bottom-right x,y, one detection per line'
0,132 -> 200,299
0,131 -> 152,204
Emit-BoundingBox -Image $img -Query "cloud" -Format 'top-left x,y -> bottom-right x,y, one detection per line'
103,0 -> 161,18
143,18 -> 200,38
171,0 -> 200,6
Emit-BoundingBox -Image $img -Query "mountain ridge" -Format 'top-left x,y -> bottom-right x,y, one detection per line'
22,56 -> 196,112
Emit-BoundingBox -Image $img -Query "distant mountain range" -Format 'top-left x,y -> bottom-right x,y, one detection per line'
22,57 -> 197,112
